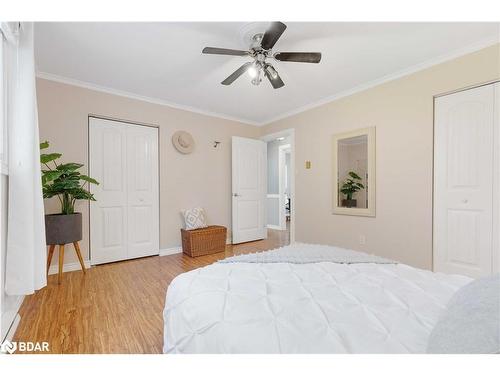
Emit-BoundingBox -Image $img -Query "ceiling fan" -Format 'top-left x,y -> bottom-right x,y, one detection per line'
202,22 -> 321,89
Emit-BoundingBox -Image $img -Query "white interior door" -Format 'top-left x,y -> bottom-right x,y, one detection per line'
90,118 -> 159,265
434,83 -> 497,278
232,136 -> 267,244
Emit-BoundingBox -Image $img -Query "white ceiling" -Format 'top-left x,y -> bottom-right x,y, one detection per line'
35,22 -> 499,125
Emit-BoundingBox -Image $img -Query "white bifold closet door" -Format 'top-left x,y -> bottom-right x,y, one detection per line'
434,82 -> 499,278
90,117 -> 159,265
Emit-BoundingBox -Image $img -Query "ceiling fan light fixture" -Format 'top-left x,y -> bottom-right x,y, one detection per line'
251,65 -> 263,85
265,65 -> 278,79
248,64 -> 258,78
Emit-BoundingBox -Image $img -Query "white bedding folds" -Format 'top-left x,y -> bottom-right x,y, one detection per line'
163,244 -> 471,353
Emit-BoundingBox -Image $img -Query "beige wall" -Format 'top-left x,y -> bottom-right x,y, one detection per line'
38,44 -> 500,270
37,78 -> 259,266
261,44 -> 500,270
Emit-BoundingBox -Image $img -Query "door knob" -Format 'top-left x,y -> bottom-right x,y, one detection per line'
233,193 -> 241,197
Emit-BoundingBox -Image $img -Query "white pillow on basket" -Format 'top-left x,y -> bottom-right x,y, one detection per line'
182,207 -> 208,230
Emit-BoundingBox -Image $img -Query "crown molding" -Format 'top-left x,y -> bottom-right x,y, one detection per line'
260,36 -> 500,125
35,71 -> 261,127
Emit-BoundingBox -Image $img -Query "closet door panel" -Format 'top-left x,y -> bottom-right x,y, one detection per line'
90,118 -> 128,265
126,124 -> 159,259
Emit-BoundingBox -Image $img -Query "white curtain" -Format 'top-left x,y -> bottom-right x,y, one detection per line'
2,22 -> 46,295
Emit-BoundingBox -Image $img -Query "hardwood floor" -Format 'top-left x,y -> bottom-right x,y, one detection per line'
13,227 -> 289,354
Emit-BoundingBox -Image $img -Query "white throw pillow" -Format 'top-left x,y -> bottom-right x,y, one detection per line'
182,207 -> 208,230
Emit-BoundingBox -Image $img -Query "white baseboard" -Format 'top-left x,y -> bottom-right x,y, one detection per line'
48,260 -> 91,275
267,224 -> 282,230
159,247 -> 182,256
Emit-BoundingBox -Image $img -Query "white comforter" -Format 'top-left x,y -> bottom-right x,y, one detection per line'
163,246 -> 471,353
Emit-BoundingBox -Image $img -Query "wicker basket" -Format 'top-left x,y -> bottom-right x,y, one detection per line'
181,225 -> 227,257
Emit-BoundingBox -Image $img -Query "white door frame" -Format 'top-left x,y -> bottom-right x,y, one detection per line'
261,128 -> 296,243
88,115 -> 160,265
278,144 -> 291,231
494,83 -> 500,274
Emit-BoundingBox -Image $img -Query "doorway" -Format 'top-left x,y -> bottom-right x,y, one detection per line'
261,129 -> 295,246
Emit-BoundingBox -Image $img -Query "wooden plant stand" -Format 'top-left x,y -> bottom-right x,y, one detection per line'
46,241 -> 86,284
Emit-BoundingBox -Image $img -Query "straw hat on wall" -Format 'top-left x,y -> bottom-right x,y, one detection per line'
172,131 -> 195,154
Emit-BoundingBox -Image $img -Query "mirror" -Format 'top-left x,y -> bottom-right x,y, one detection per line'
332,127 -> 375,216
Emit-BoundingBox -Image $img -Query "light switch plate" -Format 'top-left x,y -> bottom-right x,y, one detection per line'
305,161 -> 311,169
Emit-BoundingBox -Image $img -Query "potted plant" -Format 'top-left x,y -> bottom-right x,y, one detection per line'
340,171 -> 365,208
40,141 -> 99,246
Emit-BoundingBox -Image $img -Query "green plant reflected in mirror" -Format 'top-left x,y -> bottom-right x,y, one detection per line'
340,171 -> 365,208
332,128 -> 375,217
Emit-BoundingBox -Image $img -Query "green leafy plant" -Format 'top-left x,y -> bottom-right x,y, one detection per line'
340,171 -> 365,201
40,141 -> 99,214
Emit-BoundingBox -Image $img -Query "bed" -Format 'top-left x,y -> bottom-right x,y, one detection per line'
163,243 -> 471,353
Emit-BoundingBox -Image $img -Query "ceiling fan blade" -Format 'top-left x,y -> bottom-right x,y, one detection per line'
265,68 -> 285,89
202,47 -> 249,56
274,52 -> 322,63
261,22 -> 287,50
221,62 -> 253,85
